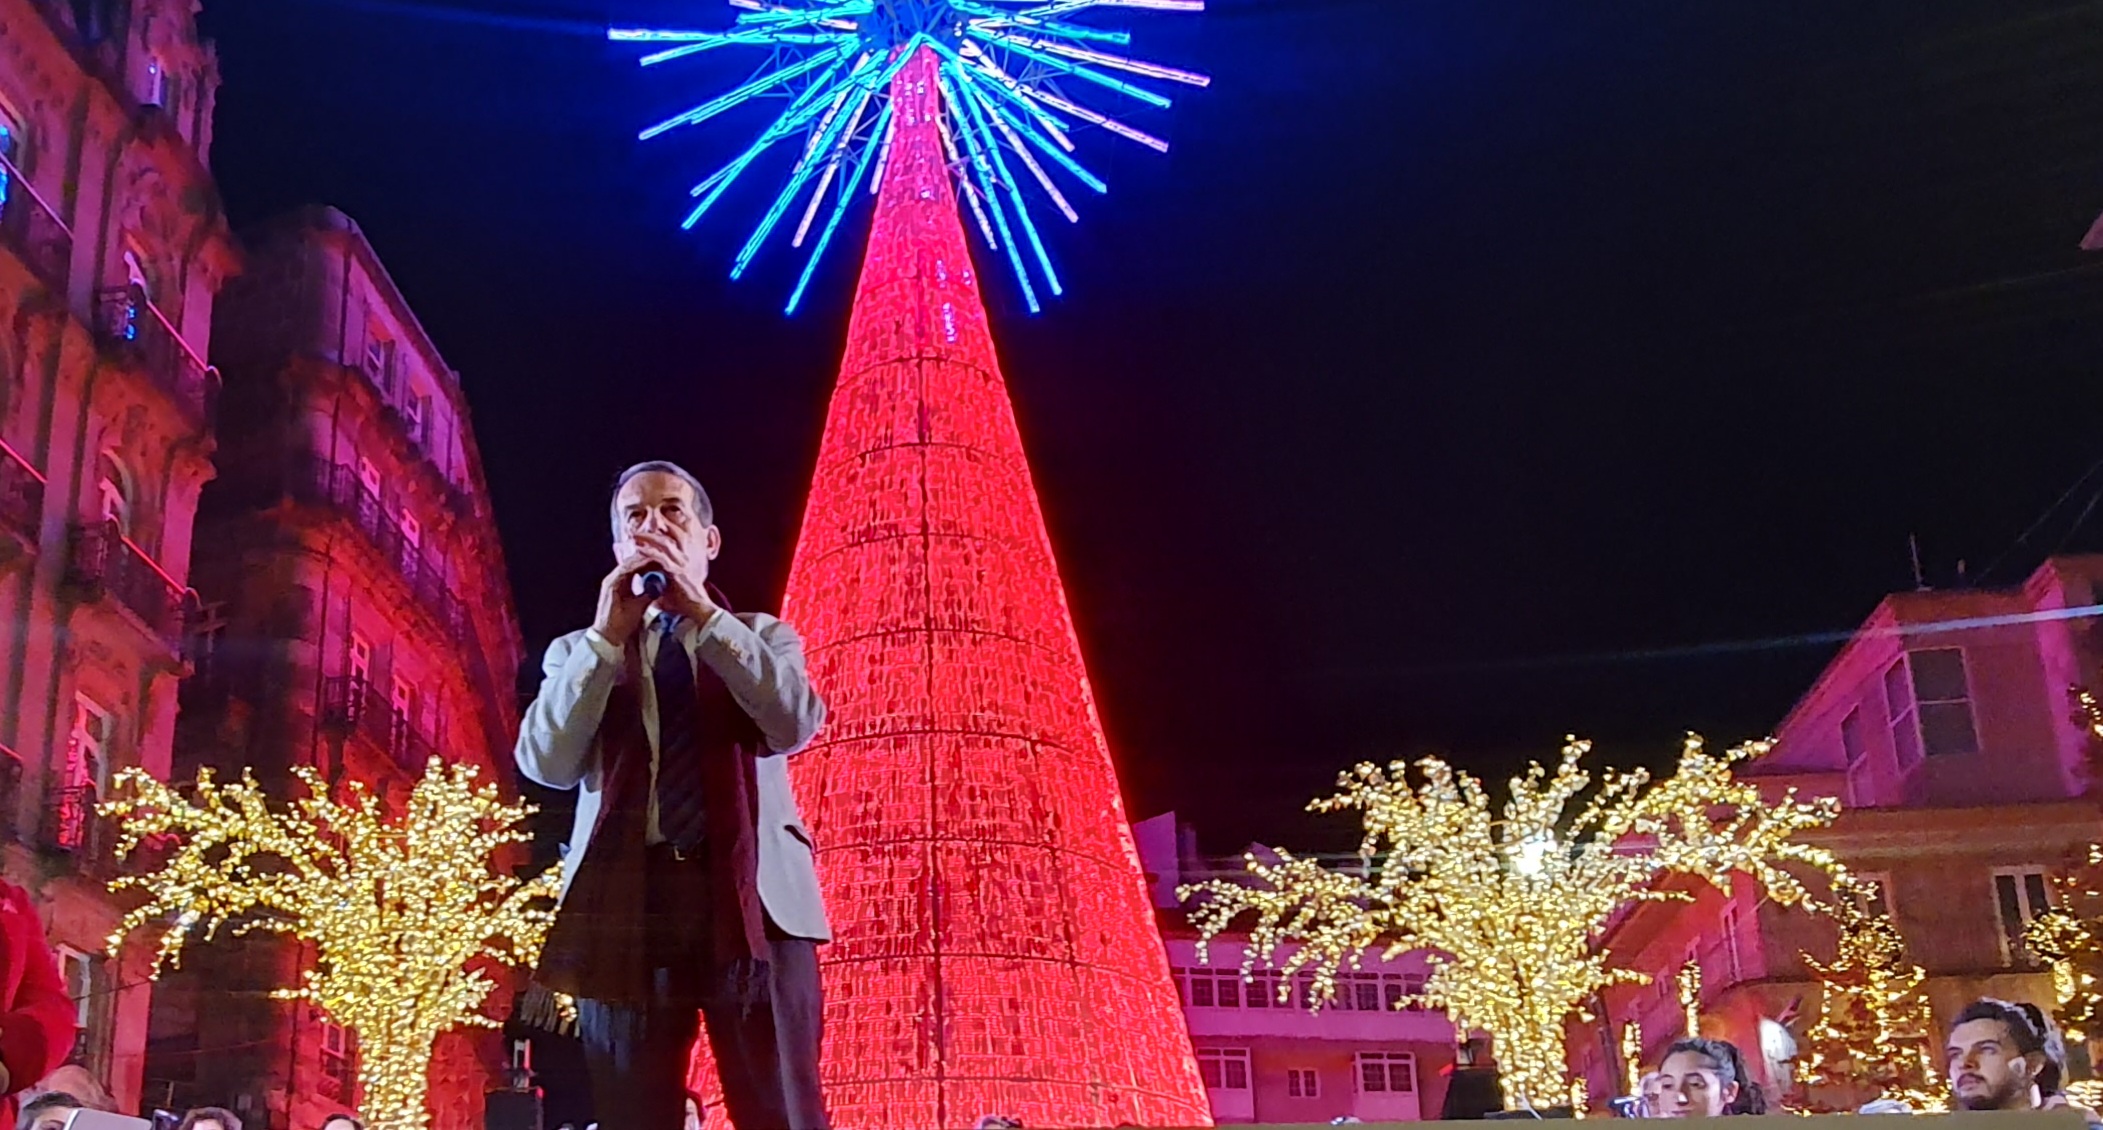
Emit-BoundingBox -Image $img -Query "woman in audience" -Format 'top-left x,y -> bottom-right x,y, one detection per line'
1653,1038 -> 1766,1118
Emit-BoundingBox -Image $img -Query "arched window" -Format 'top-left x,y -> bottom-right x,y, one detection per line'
96,450 -> 132,535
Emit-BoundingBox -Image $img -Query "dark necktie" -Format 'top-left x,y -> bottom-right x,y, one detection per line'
653,614 -> 707,851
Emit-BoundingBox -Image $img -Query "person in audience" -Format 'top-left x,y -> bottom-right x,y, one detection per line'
176,1107 -> 242,1130
14,1092 -> 80,1130
0,882 -> 75,1130
1653,1038 -> 1766,1117
320,1115 -> 365,1130
22,1069 -> 114,1118
1943,997 -> 2103,1125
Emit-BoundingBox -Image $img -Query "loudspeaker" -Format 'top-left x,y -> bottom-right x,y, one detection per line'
485,1089 -> 543,1130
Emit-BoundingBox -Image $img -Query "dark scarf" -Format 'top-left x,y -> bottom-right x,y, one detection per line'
533,606 -> 769,1007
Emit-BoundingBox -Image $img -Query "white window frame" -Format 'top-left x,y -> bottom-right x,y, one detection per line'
69,695 -> 111,790
357,458 -> 382,497
364,336 -> 394,388
1288,1067 -> 1319,1099
1909,647 -> 1979,757
1853,871 -> 1895,920
1355,1050 -> 1417,1095
1993,867 -> 2053,968
56,944 -> 109,1078
1883,657 -> 1922,771
1196,1047 -> 1251,1092
399,511 -> 422,549
390,676 -> 414,727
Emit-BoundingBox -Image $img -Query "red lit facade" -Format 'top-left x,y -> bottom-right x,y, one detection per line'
724,46 -> 1211,1129
0,0 -> 236,1112
152,207 -> 525,1130
1573,555 -> 2103,1109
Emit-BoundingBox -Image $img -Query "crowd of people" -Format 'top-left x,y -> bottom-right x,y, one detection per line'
1628,997 -> 2103,1123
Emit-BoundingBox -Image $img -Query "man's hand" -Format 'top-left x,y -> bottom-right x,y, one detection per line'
591,552 -> 661,648
632,527 -> 718,624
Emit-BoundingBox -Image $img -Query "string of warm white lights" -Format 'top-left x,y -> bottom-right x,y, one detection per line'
99,761 -> 561,1130
1798,877 -> 1944,1111
1179,735 -> 1844,1109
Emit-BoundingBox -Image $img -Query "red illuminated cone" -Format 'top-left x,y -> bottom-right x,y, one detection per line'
703,45 -> 1213,1130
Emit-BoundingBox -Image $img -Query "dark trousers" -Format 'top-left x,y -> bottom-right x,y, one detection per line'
576,847 -> 828,1130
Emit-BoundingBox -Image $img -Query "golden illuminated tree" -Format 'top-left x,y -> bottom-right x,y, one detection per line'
1797,879 -> 1943,1112
101,760 -> 561,1130
1180,735 -> 1843,1110
2029,844 -> 2103,1041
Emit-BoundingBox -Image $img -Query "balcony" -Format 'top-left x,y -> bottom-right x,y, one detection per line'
0,153 -> 72,293
320,675 -> 439,777
42,781 -> 104,868
68,521 -> 193,653
95,286 -> 218,430
288,460 -> 468,641
0,439 -> 43,561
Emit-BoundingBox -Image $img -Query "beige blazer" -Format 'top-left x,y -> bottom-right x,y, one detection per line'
514,611 -> 831,942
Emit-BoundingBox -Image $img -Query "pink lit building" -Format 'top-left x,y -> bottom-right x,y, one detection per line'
0,0 -> 236,1113
1136,813 -> 1473,1124
145,206 -> 525,1130
1574,555 -> 2103,1108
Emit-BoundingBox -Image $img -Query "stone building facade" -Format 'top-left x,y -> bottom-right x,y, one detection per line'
0,0 -> 236,1113
147,206 -> 525,1130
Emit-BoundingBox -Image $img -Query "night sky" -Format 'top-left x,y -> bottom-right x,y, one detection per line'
199,0 -> 2103,856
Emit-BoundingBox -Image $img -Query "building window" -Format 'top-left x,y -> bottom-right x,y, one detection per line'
56,946 -> 111,1080
1840,706 -> 1867,764
140,56 -> 167,106
1196,1048 -> 1250,1092
96,451 -> 133,535
1287,1068 -> 1319,1098
318,1015 -> 357,1104
190,601 -> 227,677
1908,649 -> 1978,757
1244,968 -> 1280,1008
0,113 -> 20,211
1184,967 -> 1242,1009
1883,658 -> 1921,770
1356,1051 -> 1417,1094
1853,871 -> 1895,920
1995,869 -> 2052,968
403,392 -> 429,446
363,335 -> 395,389
399,511 -> 422,550
357,458 -> 382,497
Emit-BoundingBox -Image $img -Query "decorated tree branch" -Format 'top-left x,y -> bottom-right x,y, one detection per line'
1797,878 -> 1943,1112
100,760 -> 561,1130
1179,735 -> 1843,1110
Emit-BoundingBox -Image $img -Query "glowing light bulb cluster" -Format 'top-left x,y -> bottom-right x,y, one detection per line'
613,0 -> 1207,314
1179,735 -> 1844,1111
1797,877 -> 1945,1112
100,760 -> 561,1130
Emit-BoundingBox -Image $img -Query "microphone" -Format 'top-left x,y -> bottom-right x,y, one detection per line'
639,570 -> 669,598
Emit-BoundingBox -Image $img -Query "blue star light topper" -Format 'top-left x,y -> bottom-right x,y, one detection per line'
612,0 -> 1208,314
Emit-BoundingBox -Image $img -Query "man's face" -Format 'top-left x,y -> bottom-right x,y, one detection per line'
29,1106 -> 80,1130
614,471 -> 701,558
1948,1018 -> 2036,1110
193,1122 -> 227,1130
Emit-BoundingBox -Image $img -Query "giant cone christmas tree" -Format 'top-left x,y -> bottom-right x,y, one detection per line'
709,46 -> 1211,1130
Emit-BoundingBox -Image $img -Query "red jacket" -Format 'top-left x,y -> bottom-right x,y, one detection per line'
0,880 -> 77,1126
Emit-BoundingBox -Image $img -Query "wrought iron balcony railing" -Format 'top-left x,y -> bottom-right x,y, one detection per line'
320,675 -> 440,776
94,286 -> 219,429
43,781 -> 101,860
288,460 -> 468,641
0,151 -> 72,292
68,521 -> 192,651
0,438 -> 44,553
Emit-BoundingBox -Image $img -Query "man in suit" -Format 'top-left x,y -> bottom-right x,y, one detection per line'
518,461 -> 830,1130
